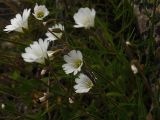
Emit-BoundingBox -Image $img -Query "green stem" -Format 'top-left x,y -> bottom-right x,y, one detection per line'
146,0 -> 158,65
0,38 -> 27,46
46,71 -> 51,120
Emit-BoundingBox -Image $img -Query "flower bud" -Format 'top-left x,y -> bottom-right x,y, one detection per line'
131,64 -> 138,74
69,97 -> 74,104
1,103 -> 5,109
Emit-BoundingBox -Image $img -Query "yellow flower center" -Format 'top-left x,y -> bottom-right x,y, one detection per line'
87,80 -> 93,88
37,11 -> 44,18
74,59 -> 82,68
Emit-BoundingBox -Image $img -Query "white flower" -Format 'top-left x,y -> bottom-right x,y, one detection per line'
4,9 -> 31,33
33,3 -> 49,20
74,73 -> 93,93
22,39 -> 54,64
73,7 -> 96,29
45,24 -> 64,42
131,64 -> 138,74
62,50 -> 83,75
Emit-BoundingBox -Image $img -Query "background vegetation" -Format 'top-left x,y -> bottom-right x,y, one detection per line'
0,0 -> 160,120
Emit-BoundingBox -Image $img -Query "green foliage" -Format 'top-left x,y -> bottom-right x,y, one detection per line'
0,0 -> 160,120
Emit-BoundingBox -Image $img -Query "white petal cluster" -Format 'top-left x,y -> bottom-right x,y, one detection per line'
33,3 -> 49,20
73,7 -> 96,29
62,50 -> 83,75
21,39 -> 50,64
74,73 -> 93,93
4,9 -> 31,33
45,24 -> 64,42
